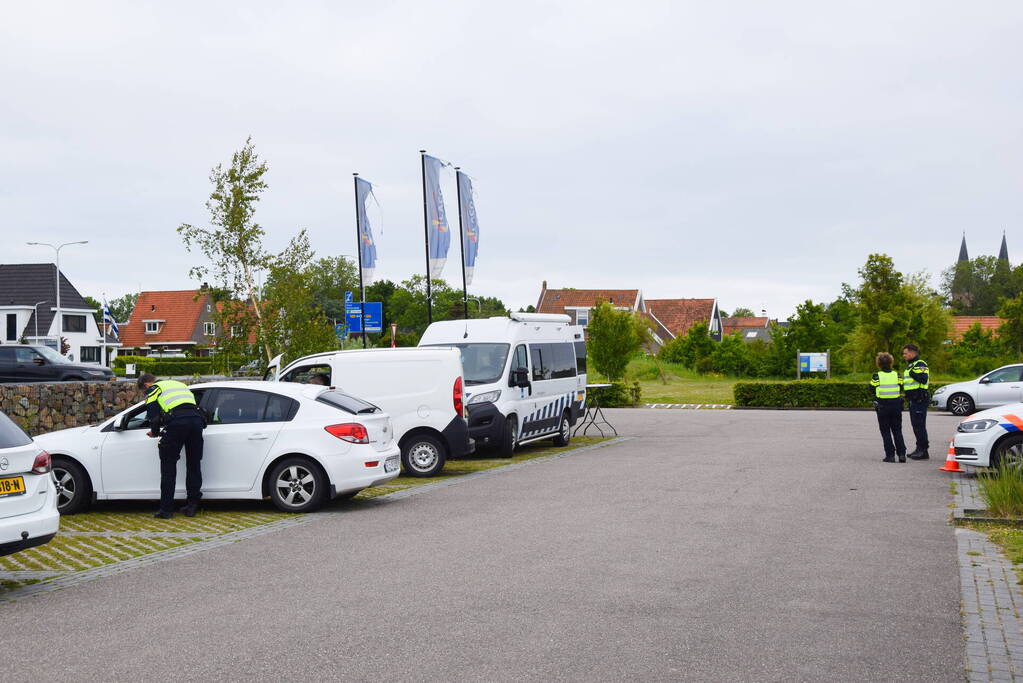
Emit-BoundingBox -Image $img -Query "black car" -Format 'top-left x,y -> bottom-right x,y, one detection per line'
0,345 -> 115,383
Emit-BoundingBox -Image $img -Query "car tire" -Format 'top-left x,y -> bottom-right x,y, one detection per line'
993,434 -> 1023,470
499,415 -> 518,458
401,434 -> 446,477
268,457 -> 326,513
948,393 -> 975,417
51,457 -> 91,515
552,411 -> 571,447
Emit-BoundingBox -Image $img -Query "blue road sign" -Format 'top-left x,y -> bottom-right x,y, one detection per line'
334,323 -> 348,339
345,291 -> 353,303
345,302 -> 383,334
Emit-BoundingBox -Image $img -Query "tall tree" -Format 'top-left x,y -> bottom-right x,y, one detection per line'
306,256 -> 360,323
729,307 -> 757,318
178,138 -> 275,360
588,300 -> 649,381
107,293 -> 138,322
997,293 -> 1023,355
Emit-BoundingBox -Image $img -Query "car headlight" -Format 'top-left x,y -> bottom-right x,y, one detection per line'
957,419 -> 999,433
467,390 -> 501,405
933,386 -> 947,395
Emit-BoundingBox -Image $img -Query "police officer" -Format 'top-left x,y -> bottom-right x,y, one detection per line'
138,372 -> 205,519
902,343 -> 930,460
870,352 -> 907,463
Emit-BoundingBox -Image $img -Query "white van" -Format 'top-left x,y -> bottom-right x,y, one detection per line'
418,313 -> 586,456
264,348 -> 470,477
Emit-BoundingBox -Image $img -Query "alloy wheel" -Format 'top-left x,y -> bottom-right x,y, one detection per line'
52,467 -> 76,510
1001,441 -> 1023,470
949,395 -> 973,416
275,465 -> 316,508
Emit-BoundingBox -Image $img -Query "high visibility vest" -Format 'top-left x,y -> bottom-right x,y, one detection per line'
874,371 -> 902,399
146,380 -> 197,413
903,359 -> 929,391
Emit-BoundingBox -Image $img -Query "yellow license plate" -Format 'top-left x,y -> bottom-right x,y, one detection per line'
0,476 -> 26,498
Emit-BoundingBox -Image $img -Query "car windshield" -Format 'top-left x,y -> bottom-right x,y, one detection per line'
423,343 -> 510,385
34,346 -> 67,364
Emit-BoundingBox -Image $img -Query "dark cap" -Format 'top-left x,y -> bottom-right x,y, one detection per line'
136,372 -> 157,390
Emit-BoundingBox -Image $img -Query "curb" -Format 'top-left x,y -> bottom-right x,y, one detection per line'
643,404 -> 732,410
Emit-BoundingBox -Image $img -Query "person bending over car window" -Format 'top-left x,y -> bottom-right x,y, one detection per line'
138,373 -> 206,519
308,373 -> 330,386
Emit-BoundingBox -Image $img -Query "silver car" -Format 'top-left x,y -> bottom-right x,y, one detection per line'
932,364 -> 1023,416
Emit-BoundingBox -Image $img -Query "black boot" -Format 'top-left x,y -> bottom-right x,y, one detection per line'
182,501 -> 199,518
882,456 -> 896,462
154,511 -> 173,519
898,454 -> 907,463
908,450 -> 930,460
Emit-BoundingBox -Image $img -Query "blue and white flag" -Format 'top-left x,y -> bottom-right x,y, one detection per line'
423,154 -> 451,278
457,171 -> 480,286
102,298 -> 119,341
355,177 -> 378,285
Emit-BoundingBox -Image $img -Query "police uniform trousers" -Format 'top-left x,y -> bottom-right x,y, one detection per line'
875,398 -> 906,459
907,391 -> 929,452
158,413 -> 205,514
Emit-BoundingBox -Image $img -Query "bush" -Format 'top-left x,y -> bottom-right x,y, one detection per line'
733,380 -> 950,408
978,466 -> 1023,518
592,381 -> 641,408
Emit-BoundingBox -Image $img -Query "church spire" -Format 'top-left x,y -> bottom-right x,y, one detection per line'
958,233 -> 969,263
999,231 -> 1009,262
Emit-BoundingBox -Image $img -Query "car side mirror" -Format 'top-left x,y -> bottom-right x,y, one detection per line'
511,367 -> 530,388
112,415 -> 127,431
979,377 -> 991,384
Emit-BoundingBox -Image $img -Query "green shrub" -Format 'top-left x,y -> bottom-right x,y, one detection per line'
978,466 -> 1023,518
733,380 -> 950,408
592,381 -> 641,408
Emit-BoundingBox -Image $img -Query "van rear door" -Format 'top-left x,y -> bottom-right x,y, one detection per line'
263,354 -> 284,381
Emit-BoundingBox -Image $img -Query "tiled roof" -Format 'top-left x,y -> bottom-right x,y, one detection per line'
645,299 -> 716,337
0,263 -> 92,337
722,316 -> 769,336
119,290 -> 208,347
950,316 -> 1002,340
537,288 -> 640,313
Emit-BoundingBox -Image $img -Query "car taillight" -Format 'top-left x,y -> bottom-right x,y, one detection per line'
32,451 -> 51,474
325,423 -> 369,444
454,376 -> 465,417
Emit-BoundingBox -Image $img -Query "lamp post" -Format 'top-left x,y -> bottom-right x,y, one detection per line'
26,241 -> 88,347
32,301 -> 47,342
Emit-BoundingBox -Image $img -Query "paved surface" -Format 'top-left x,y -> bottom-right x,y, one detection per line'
1,410 -> 964,681
954,473 -> 1023,682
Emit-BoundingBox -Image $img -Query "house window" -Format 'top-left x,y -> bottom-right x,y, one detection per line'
230,325 -> 240,338
80,346 -> 100,363
62,315 -> 87,333
575,309 -> 589,327
745,331 -> 758,339
206,304 -> 212,312
5,314 -> 16,341
145,322 -> 160,334
204,322 -> 216,336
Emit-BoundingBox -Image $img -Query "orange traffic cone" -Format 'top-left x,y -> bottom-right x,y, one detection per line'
939,440 -> 962,472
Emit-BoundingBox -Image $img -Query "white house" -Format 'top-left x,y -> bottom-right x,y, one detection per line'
0,263 -> 119,365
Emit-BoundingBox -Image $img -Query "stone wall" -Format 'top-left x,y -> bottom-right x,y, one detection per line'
0,376 -> 230,437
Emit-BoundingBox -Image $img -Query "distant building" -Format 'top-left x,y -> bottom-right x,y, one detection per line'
0,263 -> 118,365
951,232 -> 1010,306
949,316 -> 1002,341
721,316 -> 772,342
119,290 -> 221,357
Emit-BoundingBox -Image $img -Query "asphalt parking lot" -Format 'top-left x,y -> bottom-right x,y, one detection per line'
1,409 -> 963,682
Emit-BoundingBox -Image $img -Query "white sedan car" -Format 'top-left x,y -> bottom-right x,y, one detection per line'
932,364 -> 1023,416
951,402 -> 1023,468
0,410 -> 59,556
33,381 -> 400,514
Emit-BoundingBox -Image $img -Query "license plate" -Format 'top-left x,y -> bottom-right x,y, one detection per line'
384,456 -> 399,473
0,476 -> 26,498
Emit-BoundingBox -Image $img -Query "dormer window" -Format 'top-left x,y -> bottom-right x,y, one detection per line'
150,305 -> 156,312
144,321 -> 161,334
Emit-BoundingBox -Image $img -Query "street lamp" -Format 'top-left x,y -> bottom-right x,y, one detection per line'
32,301 -> 47,342
26,241 -> 88,346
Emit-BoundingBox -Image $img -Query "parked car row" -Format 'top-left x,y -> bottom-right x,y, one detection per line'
0,344 -> 114,383
0,313 -> 588,556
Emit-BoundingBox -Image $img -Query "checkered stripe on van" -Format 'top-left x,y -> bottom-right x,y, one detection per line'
520,392 -> 576,439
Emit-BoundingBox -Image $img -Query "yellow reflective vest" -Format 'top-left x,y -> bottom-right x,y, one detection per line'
146,380 -> 197,413
871,371 -> 902,400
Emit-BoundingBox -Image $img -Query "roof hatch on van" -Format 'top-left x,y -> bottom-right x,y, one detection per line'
509,312 -> 571,323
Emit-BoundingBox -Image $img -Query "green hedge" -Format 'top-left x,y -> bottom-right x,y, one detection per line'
113,355 -> 251,376
593,381 -> 642,408
733,380 -> 949,408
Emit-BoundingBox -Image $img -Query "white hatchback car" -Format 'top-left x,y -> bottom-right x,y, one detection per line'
33,381 -> 400,514
0,410 -> 59,556
932,364 -> 1023,416
951,402 -> 1023,468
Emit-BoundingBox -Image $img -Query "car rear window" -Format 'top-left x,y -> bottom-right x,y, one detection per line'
316,390 -> 380,414
0,412 -> 32,449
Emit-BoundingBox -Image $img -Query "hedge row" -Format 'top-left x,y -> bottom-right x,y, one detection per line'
593,381 -> 642,408
733,380 -> 949,408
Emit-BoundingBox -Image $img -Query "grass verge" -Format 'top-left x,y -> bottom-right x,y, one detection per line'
960,521 -> 1023,585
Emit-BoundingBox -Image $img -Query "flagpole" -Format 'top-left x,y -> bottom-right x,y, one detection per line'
101,294 -> 107,367
420,150 -> 433,325
353,173 -> 367,349
455,168 -> 469,319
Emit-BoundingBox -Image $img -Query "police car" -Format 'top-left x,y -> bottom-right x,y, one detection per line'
951,402 -> 1023,468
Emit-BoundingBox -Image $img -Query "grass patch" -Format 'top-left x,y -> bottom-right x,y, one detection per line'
355,436 -> 609,500
976,467 -> 1023,518
962,521 -> 1023,584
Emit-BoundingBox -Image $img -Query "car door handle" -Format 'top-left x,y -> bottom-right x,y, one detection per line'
248,434 -> 269,440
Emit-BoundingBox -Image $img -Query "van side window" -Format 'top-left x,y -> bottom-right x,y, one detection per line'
282,365 -> 332,385
551,343 -> 577,379
574,341 -> 587,373
529,345 -> 550,381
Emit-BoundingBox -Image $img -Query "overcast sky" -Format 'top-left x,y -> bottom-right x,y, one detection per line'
2,1 -> 1021,319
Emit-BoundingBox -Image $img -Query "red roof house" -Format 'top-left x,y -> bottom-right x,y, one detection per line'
950,316 -> 1002,341
119,290 -> 220,356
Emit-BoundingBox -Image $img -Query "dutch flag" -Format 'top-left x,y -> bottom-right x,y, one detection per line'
102,299 -> 119,341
